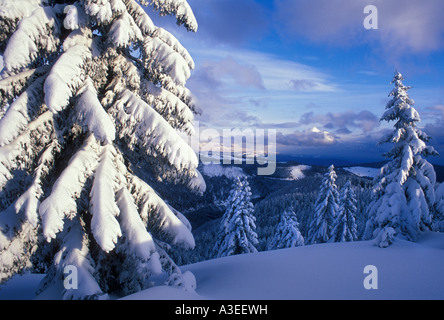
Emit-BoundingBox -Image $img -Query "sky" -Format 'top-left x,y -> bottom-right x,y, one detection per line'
150,0 -> 444,165
3,1 -> 443,165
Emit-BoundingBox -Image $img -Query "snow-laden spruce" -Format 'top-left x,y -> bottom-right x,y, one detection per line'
306,165 -> 339,244
267,207 -> 304,250
0,0 -> 205,299
364,72 -> 438,248
330,180 -> 358,243
213,178 -> 258,258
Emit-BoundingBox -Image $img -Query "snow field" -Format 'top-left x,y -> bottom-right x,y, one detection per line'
1,232 -> 442,300
126,231 -> 444,300
343,166 -> 380,179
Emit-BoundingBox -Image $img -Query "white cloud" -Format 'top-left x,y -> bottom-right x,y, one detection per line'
185,45 -> 339,129
277,127 -> 337,147
237,50 -> 338,93
190,46 -> 338,93
198,56 -> 265,90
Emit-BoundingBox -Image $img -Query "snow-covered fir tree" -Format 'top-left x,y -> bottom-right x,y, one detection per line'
330,180 -> 358,242
213,177 -> 258,258
267,207 -> 304,250
0,0 -> 206,299
306,165 -> 339,244
364,71 -> 438,248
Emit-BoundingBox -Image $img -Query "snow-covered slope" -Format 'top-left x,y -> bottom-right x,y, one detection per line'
1,232 -> 443,300
125,231 -> 444,300
343,166 -> 380,179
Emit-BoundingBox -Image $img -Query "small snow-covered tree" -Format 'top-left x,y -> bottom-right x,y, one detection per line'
267,207 -> 304,250
0,0 -> 205,299
213,177 -> 258,258
364,71 -> 438,248
306,165 -> 339,244
330,180 -> 358,242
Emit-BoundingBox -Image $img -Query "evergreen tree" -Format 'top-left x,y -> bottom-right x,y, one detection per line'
306,165 -> 339,244
330,180 -> 358,242
267,207 -> 304,250
364,71 -> 438,248
213,178 -> 258,258
0,0 -> 205,299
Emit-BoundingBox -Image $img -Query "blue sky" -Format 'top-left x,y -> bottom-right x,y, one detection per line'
27,0 -> 444,165
151,0 -> 444,165
1,1 -> 442,164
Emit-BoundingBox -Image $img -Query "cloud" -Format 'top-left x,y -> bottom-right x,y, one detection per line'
203,49 -> 338,93
275,0 -> 444,54
248,98 -> 265,107
187,46 -> 339,130
274,125 -> 397,164
296,110 -> 380,134
422,104 -> 444,163
289,79 -> 324,92
277,127 -> 337,147
424,105 -> 444,120
200,57 -> 265,90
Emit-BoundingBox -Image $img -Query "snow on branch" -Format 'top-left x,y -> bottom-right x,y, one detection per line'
0,0 -> 49,53
0,73 -> 46,147
143,37 -> 191,86
140,0 -> 198,32
84,0 -> 128,25
187,168 -> 206,195
123,0 -> 194,69
0,66 -> 48,109
75,77 -> 116,144
102,52 -> 141,107
109,11 -> 142,48
85,0 -> 113,24
0,0 -> 45,21
112,89 -> 198,171
37,216 -> 105,300
39,134 -> 100,242
44,36 -> 92,114
128,175 -> 195,249
152,27 -> 194,69
0,115 -> 53,277
14,140 -> 61,227
89,144 -> 122,252
3,5 -> 62,73
0,221 -> 37,283
123,0 -> 156,34
116,187 -> 161,270
141,80 -> 194,135
63,2 -> 88,31
0,111 -> 54,189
